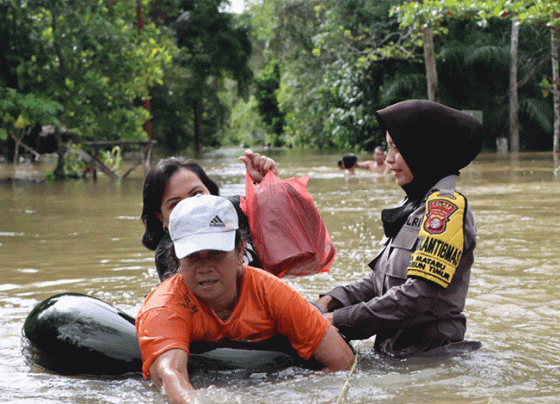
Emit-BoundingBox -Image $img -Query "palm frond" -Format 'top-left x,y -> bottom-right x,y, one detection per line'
465,45 -> 510,68
380,73 -> 426,104
519,98 -> 553,133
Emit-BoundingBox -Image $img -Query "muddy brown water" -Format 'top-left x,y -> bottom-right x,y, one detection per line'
1,149 -> 559,403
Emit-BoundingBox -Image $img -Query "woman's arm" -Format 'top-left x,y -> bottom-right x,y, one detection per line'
149,349 -> 200,404
311,325 -> 355,371
317,270 -> 379,311
332,278 -> 441,340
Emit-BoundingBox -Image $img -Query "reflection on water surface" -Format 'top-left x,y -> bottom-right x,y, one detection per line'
1,150 -> 559,403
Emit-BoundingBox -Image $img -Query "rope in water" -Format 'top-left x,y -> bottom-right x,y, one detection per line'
336,347 -> 360,404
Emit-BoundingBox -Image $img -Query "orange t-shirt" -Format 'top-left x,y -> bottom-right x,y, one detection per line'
136,265 -> 329,378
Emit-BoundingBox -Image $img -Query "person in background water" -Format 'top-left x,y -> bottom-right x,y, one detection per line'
356,146 -> 391,174
338,148 -> 390,176
317,100 -> 483,358
141,150 -> 276,282
136,195 -> 355,404
337,153 -> 359,175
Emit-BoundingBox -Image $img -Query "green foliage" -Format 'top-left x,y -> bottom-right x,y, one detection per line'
0,1 -> 47,91
380,72 -> 427,105
3,0 -> 557,161
253,60 -> 284,145
1,0 -> 176,146
45,143 -> 87,179
100,146 -> 123,171
0,2 -> 63,148
316,60 -> 384,151
519,97 -> 553,138
302,0 -> 555,151
436,17 -> 554,151
247,0 -> 438,150
308,0 -> 426,150
224,95 -> 269,147
145,0 -> 253,152
388,0 -> 545,29
174,1 -> 253,85
0,87 -> 63,143
247,0 -> 334,148
217,78 -> 268,147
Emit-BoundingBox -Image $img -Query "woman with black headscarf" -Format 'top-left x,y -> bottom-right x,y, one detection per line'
316,100 -> 483,358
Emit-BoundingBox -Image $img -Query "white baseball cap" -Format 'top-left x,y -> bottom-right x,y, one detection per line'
169,195 -> 239,259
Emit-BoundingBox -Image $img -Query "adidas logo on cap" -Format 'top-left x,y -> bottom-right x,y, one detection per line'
168,195 -> 239,259
209,215 -> 226,227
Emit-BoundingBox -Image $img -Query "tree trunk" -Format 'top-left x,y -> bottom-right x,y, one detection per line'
193,99 -> 201,155
12,137 -> 20,166
423,27 -> 439,102
509,21 -> 520,153
551,26 -> 559,166
54,127 -> 65,179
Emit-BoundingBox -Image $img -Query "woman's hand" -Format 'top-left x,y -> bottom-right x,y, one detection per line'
315,295 -> 341,313
149,349 -> 200,404
323,312 -> 335,326
239,149 -> 279,183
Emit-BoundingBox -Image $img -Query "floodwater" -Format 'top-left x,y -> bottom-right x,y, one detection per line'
1,149 -> 559,404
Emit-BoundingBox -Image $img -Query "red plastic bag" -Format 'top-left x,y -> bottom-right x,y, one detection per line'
240,171 -> 336,277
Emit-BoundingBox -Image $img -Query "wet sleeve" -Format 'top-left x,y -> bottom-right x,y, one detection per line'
136,308 -> 190,379
332,277 -> 441,340
321,271 -> 379,307
268,281 -> 330,360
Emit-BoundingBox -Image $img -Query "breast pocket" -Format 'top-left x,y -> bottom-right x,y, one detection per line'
384,226 -> 419,281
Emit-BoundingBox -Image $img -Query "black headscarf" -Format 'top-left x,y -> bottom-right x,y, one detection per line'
376,100 -> 483,237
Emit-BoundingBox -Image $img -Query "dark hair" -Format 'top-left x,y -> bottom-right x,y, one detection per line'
341,153 -> 358,169
141,157 -> 220,250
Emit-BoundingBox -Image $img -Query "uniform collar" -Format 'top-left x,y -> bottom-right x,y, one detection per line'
382,175 -> 457,238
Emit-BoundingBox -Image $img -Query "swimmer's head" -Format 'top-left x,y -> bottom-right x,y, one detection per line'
338,153 -> 358,170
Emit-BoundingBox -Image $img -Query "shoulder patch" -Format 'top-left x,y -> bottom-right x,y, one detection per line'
424,197 -> 459,234
407,192 -> 466,288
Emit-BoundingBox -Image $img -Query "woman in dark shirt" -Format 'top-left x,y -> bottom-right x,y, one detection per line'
141,150 -> 277,281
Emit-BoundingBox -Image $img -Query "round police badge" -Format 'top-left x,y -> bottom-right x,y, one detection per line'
428,217 -> 442,231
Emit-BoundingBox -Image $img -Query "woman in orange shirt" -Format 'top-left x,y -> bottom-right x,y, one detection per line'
136,195 -> 354,404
